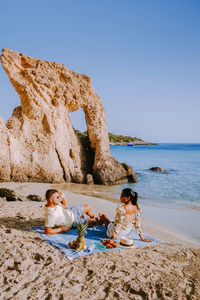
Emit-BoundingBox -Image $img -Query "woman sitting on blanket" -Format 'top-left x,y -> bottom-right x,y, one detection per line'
44,189 -> 98,235
100,188 -> 152,242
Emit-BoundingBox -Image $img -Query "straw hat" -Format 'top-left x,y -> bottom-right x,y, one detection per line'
116,237 -> 136,249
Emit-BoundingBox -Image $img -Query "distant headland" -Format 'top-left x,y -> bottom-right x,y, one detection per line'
76,131 -> 156,146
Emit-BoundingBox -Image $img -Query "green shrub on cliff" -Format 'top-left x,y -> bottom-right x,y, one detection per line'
108,133 -> 143,143
75,130 -> 143,143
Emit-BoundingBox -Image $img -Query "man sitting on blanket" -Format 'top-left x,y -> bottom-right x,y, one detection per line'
44,189 -> 98,235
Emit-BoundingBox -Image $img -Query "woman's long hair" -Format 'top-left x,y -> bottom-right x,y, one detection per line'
121,188 -> 138,205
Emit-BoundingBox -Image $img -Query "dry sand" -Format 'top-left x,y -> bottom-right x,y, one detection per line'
0,182 -> 200,299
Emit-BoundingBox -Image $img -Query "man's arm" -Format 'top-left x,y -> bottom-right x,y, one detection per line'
44,225 -> 70,235
59,192 -> 67,206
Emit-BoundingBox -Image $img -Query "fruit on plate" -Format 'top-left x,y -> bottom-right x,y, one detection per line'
68,240 -> 83,250
100,239 -> 117,248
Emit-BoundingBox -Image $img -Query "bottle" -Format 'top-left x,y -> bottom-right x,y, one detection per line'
87,241 -> 106,252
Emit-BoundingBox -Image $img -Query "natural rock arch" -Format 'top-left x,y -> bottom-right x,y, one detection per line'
0,48 -> 137,184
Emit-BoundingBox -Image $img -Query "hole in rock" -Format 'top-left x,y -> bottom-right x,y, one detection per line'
69,108 -> 87,134
69,108 -> 95,176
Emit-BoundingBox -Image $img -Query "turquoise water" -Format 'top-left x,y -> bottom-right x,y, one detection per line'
110,144 -> 200,210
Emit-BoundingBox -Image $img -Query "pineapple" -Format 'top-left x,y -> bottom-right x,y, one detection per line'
76,220 -> 87,250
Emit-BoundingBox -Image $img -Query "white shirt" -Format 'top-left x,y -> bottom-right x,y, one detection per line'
44,204 -> 74,228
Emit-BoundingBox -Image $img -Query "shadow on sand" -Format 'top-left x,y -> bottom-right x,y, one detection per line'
0,217 -> 44,231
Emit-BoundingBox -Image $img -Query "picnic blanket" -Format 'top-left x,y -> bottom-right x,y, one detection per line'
33,226 -> 160,260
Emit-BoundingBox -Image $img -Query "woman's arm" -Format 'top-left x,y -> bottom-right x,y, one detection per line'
138,233 -> 152,242
111,206 -> 125,240
134,212 -> 152,242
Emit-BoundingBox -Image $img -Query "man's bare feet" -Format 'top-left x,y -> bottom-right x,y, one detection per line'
89,213 -> 95,218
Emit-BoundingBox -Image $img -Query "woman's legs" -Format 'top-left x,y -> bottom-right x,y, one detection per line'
99,214 -> 111,229
81,204 -> 103,227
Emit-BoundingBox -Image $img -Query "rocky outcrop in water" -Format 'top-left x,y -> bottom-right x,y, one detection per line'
149,167 -> 167,172
0,48 -> 137,185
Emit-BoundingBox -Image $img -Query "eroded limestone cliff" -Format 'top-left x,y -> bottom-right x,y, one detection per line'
0,48 -> 137,184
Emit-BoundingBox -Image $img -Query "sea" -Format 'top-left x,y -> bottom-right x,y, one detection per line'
110,143 -> 200,241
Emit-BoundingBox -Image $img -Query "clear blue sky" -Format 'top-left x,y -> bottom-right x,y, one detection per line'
1,0 -> 200,142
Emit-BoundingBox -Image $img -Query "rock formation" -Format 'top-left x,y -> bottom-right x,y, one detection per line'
0,48 -> 137,185
0,188 -> 43,202
149,167 -> 167,172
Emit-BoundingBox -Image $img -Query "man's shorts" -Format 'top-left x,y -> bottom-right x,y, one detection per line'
68,206 -> 88,227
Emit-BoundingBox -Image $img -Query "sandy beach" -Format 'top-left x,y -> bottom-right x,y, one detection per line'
0,182 -> 200,300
